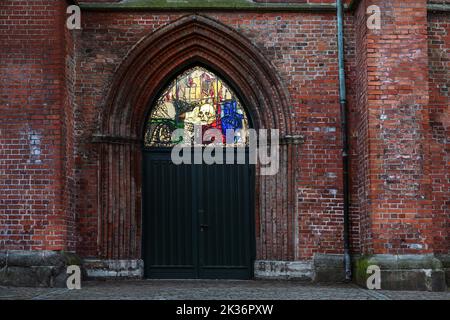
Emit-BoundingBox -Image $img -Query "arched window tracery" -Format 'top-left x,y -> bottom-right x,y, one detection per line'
144,66 -> 250,147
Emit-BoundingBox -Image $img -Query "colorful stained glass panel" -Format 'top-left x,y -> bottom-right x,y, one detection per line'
144,67 -> 249,147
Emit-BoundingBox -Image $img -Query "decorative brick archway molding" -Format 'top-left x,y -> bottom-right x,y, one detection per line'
90,14 -> 305,278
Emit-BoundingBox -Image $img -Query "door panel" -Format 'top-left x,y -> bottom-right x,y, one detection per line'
143,151 -> 197,278
199,163 -> 252,279
143,149 -> 254,279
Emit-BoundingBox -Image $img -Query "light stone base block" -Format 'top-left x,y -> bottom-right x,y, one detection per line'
354,254 -> 447,292
83,259 -> 144,279
254,260 -> 314,280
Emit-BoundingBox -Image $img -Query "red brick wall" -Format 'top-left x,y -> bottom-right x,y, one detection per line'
64,8 -> 77,251
73,0 -> 360,265
354,0 -> 371,254
1,0 -> 448,260
292,12 -> 345,258
355,0 -> 437,255
73,13 -> 183,258
72,11 -> 352,260
0,0 -> 75,251
428,11 -> 450,254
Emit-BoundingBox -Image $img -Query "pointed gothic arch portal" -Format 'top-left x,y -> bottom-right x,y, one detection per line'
142,65 -> 255,279
96,15 -> 299,276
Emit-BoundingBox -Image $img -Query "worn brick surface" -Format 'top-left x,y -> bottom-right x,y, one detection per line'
353,0 -> 446,255
0,0 -> 75,251
427,11 -> 450,255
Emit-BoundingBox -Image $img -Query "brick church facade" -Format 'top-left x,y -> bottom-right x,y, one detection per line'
0,0 -> 449,290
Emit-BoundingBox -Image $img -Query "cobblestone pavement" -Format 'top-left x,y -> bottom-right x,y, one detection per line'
0,280 -> 449,300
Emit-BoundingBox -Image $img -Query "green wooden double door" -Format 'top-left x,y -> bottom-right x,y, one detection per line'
143,149 -> 255,279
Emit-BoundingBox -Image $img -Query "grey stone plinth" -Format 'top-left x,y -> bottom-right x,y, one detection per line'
436,254 -> 450,287
254,260 -> 313,280
354,254 -> 447,292
0,250 -> 82,288
83,259 -> 144,279
313,254 -> 346,282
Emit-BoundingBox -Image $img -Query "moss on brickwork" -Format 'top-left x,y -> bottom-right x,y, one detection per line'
80,0 -> 338,11
354,256 -> 371,285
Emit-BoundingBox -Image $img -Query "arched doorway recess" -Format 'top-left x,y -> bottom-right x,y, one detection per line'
96,15 -> 300,270
143,65 -> 254,279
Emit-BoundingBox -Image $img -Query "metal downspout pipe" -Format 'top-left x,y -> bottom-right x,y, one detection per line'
336,0 -> 352,281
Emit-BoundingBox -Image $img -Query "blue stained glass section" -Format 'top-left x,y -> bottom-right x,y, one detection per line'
221,101 -> 244,135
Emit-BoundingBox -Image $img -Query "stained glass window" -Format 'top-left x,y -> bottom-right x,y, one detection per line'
144,66 -> 250,148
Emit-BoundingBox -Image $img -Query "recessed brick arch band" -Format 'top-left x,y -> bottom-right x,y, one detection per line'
96,14 -> 300,262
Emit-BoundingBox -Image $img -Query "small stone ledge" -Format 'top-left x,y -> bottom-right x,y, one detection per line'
354,254 -> 447,292
0,250 -> 81,288
83,259 -> 144,279
79,0 -> 340,12
254,260 -> 313,281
